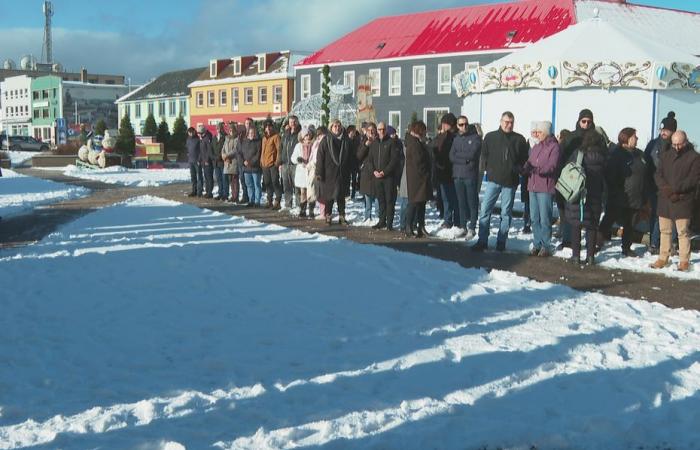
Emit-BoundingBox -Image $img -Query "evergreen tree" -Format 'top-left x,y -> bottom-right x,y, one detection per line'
156,119 -> 170,147
94,119 -> 107,136
321,65 -> 331,127
116,114 -> 136,156
170,115 -> 187,160
142,113 -> 158,137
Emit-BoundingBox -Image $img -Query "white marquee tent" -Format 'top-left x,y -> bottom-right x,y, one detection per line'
454,15 -> 700,143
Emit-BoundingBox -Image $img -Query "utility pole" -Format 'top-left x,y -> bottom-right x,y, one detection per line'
42,1 -> 54,64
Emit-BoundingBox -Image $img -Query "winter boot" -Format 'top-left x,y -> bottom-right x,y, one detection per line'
338,215 -> 349,226
265,198 -> 273,209
272,199 -> 281,210
308,202 -> 316,219
299,202 -> 307,218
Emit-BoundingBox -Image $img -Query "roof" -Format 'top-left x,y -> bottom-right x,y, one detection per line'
296,0 -> 576,67
117,67 -> 205,103
188,51 -> 305,88
296,0 -> 700,68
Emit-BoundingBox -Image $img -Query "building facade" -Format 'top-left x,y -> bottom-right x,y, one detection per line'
0,75 -> 33,136
31,75 -> 62,142
188,51 -> 306,132
116,67 -> 204,135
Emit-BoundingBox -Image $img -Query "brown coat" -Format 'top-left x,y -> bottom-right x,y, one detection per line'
261,133 -> 281,168
655,144 -> 700,220
404,133 -> 433,203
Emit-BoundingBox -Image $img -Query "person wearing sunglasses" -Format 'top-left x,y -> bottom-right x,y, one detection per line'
449,115 -> 481,241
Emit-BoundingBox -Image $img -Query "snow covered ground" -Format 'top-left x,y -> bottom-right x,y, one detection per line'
3,151 -> 35,167
1,195 -> 699,450
0,169 -> 89,219
53,165 -> 191,187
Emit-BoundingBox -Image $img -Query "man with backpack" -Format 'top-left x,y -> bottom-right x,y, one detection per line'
472,111 -> 529,252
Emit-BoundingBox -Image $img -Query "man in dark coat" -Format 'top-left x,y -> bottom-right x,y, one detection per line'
472,111 -> 529,252
650,131 -> 700,272
433,113 -> 460,229
356,125 -> 376,221
212,122 -> 227,200
366,121 -> 401,230
315,119 -> 352,225
403,121 -> 432,238
644,111 -> 676,253
449,115 -> 482,239
186,127 -> 201,197
197,124 -> 215,198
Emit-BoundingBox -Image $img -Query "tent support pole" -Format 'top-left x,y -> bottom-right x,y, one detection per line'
651,89 -> 658,140
551,88 -> 557,134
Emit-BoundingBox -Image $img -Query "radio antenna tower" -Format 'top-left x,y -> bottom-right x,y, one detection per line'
41,1 -> 54,64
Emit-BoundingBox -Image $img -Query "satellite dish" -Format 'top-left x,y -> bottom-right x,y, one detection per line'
3,59 -> 16,70
20,55 -> 36,70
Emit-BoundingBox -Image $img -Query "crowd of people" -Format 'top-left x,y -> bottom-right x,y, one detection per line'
184,110 -> 700,272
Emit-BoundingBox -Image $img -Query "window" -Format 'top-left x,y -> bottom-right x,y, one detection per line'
300,74 -> 311,100
42,108 -> 49,118
232,88 -> 239,111
343,71 -> 355,96
207,90 -> 215,107
388,67 -> 401,96
135,103 -> 141,118
125,104 -> 131,117
413,66 -> 426,95
369,68 -> 381,97
42,89 -> 49,99
52,88 -> 57,98
169,100 -> 176,116
180,99 -> 187,116
196,92 -> 204,107
233,58 -> 241,75
33,109 -> 40,119
219,89 -> 227,106
424,107 -> 450,138
273,85 -> 283,104
388,111 -> 401,134
158,101 -> 165,117
33,91 -> 39,100
148,102 -> 154,116
258,86 -> 267,104
257,54 -> 266,73
437,64 -> 452,94
244,87 -> 253,104
210,60 -> 217,78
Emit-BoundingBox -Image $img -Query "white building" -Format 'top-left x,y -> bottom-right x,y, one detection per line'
0,75 -> 33,136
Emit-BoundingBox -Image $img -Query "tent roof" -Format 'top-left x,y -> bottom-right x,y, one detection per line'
484,17 -> 700,68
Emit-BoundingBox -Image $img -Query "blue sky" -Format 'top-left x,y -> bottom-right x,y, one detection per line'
0,0 -> 698,83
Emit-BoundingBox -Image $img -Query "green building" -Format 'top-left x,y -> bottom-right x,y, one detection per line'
31,75 -> 62,142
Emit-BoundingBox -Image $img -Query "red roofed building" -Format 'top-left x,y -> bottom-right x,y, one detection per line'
293,0 -> 700,134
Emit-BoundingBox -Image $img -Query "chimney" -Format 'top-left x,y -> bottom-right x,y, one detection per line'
80,67 -> 87,82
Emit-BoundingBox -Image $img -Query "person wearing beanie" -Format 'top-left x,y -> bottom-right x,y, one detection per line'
644,111 -> 677,254
433,112 -> 461,230
472,111 -> 529,252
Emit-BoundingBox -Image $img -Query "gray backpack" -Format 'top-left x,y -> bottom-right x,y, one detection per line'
556,150 -> 586,203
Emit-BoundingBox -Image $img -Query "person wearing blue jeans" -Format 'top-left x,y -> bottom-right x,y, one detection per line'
450,116 -> 482,238
529,192 -> 554,252
238,127 -> 262,206
454,177 -> 479,235
244,171 -> 262,205
472,111 -> 529,252
433,113 -> 460,228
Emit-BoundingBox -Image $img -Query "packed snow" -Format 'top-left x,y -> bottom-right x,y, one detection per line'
0,169 -> 89,219
59,165 -> 191,187
2,151 -> 35,167
1,195 -> 699,449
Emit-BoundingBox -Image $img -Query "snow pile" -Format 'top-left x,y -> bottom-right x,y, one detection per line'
0,169 -> 89,218
2,151 -> 35,167
0,196 -> 699,449
62,165 -> 191,187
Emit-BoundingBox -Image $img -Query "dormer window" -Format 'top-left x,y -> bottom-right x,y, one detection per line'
257,54 -> 266,74
209,60 -> 217,78
233,57 -> 241,75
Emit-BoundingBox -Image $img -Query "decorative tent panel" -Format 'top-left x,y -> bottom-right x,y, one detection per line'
290,84 -> 357,127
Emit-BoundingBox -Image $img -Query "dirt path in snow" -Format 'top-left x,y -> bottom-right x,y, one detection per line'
2,167 -> 698,310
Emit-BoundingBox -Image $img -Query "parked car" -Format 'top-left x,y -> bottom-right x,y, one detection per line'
1,135 -> 49,152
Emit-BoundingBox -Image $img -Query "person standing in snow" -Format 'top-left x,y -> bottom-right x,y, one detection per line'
356,123 -> 377,222
472,111 -> 529,252
315,119 -> 352,225
222,122 -> 240,203
366,121 -> 401,230
449,115 -> 482,241
433,113 -> 460,230
522,121 -> 560,257
599,128 -> 648,257
403,121 -> 432,238
212,122 -> 227,200
261,119 -> 283,210
197,124 -> 215,198
186,127 -> 201,197
278,115 -> 302,209
311,126 -> 327,220
291,127 -> 316,218
650,131 -> 700,272
238,127 -> 263,207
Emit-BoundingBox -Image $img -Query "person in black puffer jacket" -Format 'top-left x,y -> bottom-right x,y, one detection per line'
565,129 -> 607,265
599,128 -> 649,257
449,115 -> 481,238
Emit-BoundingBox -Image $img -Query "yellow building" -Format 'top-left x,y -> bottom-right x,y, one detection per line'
188,51 -> 306,131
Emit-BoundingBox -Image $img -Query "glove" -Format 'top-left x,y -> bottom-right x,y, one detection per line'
669,193 -> 681,203
315,175 -> 322,182
297,157 -> 304,163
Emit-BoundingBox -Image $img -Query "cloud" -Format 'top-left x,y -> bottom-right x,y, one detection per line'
0,0 -> 498,82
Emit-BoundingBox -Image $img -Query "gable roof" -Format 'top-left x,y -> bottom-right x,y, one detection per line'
296,0 -> 576,67
117,67 -> 205,103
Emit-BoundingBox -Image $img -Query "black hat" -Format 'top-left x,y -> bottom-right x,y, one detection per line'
661,111 -> 677,132
578,109 -> 594,121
